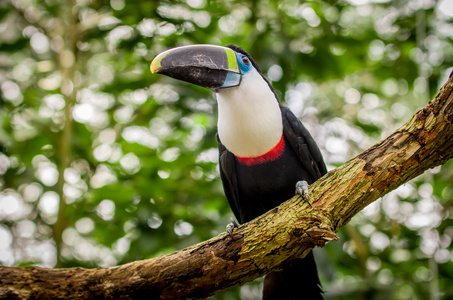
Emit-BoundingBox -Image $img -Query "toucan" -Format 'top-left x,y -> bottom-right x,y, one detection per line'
151,44 -> 327,300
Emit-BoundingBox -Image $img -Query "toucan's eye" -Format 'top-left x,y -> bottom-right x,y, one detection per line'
241,56 -> 250,65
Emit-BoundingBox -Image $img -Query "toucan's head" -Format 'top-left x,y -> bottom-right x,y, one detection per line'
150,44 -> 262,92
151,44 -> 283,158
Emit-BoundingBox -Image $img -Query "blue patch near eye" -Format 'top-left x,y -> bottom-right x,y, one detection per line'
236,53 -> 252,74
221,72 -> 242,88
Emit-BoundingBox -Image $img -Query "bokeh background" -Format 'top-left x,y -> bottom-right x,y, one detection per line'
1,0 -> 453,299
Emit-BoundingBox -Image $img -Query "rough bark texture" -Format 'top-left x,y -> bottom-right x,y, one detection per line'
1,72 -> 453,299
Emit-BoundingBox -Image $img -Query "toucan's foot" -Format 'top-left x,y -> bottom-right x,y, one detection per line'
226,217 -> 239,239
295,180 -> 311,207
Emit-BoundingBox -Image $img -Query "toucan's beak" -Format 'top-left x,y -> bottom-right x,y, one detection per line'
151,45 -> 242,91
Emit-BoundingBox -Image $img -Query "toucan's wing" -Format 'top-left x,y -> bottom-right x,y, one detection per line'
217,135 -> 242,223
281,105 -> 327,183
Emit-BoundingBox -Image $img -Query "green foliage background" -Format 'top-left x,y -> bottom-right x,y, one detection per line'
1,0 -> 453,299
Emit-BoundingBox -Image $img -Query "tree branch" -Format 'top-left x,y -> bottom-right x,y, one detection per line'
1,72 -> 453,299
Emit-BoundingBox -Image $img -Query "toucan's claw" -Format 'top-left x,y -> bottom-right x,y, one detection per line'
226,217 -> 239,239
296,180 -> 311,207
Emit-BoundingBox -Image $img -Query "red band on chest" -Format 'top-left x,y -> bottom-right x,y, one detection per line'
236,135 -> 285,166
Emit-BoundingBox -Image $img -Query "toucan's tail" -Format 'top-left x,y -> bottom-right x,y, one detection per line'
262,251 -> 323,300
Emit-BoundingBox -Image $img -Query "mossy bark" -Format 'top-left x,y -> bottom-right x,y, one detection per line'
1,72 -> 452,299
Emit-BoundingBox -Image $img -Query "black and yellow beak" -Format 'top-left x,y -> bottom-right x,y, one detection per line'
150,45 -> 242,91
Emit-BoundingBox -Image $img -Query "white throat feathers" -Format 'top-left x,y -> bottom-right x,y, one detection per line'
216,68 -> 283,158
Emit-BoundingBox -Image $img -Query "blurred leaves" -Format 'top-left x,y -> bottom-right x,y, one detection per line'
0,0 -> 453,299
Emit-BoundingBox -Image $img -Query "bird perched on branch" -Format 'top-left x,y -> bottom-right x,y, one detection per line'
151,44 -> 326,299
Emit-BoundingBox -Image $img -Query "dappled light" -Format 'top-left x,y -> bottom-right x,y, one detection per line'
0,0 -> 452,299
